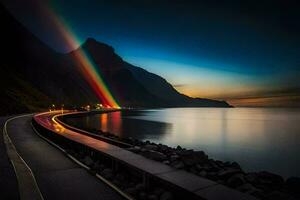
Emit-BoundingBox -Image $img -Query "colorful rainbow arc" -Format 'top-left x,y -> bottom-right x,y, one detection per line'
46,7 -> 120,108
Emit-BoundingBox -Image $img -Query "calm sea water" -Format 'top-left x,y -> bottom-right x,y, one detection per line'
64,108 -> 300,178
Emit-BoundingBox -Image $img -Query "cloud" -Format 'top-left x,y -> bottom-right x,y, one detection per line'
222,87 -> 300,107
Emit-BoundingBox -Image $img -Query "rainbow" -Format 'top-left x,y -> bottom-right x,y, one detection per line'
44,5 -> 120,108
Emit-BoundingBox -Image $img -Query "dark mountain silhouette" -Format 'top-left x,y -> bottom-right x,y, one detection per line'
0,4 -> 230,115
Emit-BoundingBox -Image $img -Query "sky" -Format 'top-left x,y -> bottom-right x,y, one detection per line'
2,0 -> 300,107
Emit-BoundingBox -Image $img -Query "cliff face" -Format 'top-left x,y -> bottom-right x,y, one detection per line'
70,38 -> 231,108
0,4 -> 230,115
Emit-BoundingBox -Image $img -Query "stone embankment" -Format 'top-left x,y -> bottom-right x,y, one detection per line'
69,125 -> 300,200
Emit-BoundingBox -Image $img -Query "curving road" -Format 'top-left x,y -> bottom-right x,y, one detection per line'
3,111 -> 258,200
0,115 -> 19,200
3,113 -> 124,200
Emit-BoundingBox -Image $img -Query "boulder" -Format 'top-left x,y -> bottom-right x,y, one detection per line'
129,146 -> 141,153
206,172 -> 218,180
257,171 -> 284,189
138,191 -> 147,200
144,144 -> 158,151
226,173 -> 246,188
230,162 -> 242,170
218,169 -> 242,179
198,170 -> 207,177
181,151 -> 208,166
163,160 -> 170,165
245,172 -> 259,184
160,191 -> 173,200
286,177 -> 300,193
265,191 -> 295,200
158,144 -> 169,152
142,150 -> 167,161
236,183 -> 257,193
170,154 -> 179,162
170,161 -> 185,169
147,194 -> 158,200
176,145 -> 182,150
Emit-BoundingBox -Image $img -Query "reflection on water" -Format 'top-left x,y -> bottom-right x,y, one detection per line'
64,108 -> 300,178
99,112 -> 122,134
64,111 -> 172,140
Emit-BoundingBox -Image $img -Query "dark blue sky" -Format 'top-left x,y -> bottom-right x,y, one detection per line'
3,0 -> 300,106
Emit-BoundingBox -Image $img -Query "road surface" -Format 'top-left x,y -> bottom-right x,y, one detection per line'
0,116 -> 19,200
3,113 -> 124,200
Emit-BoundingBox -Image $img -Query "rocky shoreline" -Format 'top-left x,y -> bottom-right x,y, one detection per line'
126,141 -> 299,200
59,119 -> 300,200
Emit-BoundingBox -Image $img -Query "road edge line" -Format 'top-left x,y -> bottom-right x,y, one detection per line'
3,114 -> 44,200
31,122 -> 133,200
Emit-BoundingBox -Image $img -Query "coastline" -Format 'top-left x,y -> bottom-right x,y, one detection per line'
59,110 -> 300,200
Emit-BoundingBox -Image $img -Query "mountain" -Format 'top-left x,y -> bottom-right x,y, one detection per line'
71,38 -> 230,108
0,4 -> 230,115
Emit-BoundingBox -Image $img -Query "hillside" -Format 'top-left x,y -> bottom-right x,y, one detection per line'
0,4 -> 230,115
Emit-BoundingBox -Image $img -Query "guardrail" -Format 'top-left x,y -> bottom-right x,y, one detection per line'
32,112 -> 257,200
56,114 -> 133,148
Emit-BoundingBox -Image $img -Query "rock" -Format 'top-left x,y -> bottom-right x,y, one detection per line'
159,144 -> 169,152
163,160 -> 170,165
206,172 -> 218,180
145,140 -> 151,145
286,177 -> 300,193
177,149 -> 193,157
257,171 -> 284,189
129,146 -> 141,153
194,151 -> 209,162
245,172 -> 259,184
180,151 -> 208,166
170,161 -> 185,169
160,191 -> 173,200
201,164 -> 212,171
195,164 -> 203,171
188,167 -> 198,174
147,194 -> 158,200
198,170 -> 207,177
265,190 -> 295,200
176,145 -> 182,150
142,150 -> 167,161
208,160 -> 219,169
250,189 -> 266,199
144,144 -> 158,151
218,169 -> 242,179
215,160 -> 225,168
101,168 -> 114,180
83,156 -> 94,166
226,173 -> 245,188
236,183 -> 254,192
138,191 -> 147,200
169,154 -> 179,162
230,162 -> 241,170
